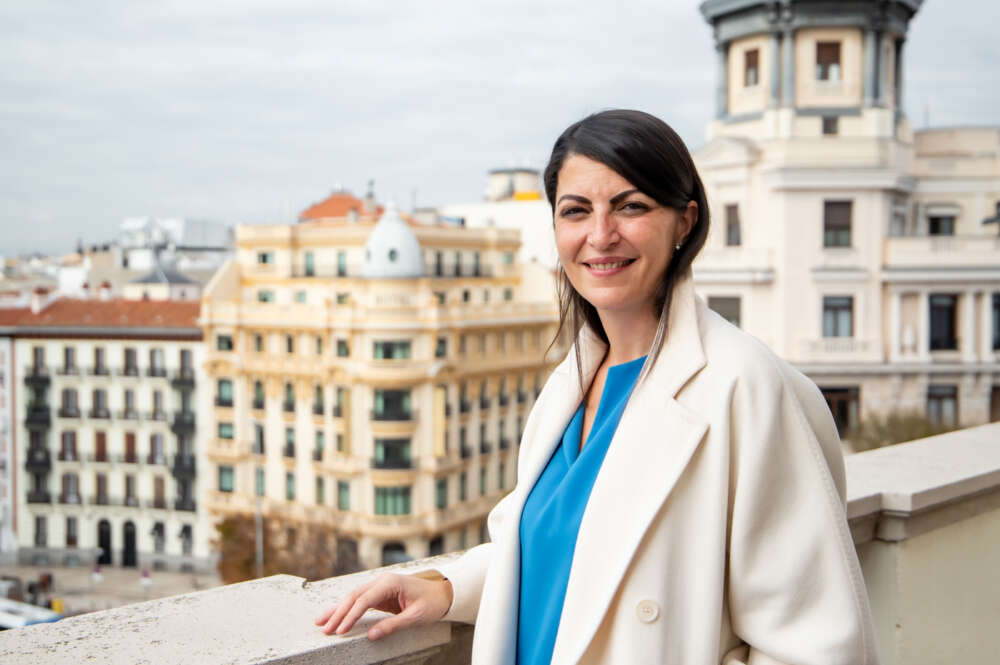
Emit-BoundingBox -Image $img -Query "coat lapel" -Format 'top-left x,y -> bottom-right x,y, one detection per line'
549,273 -> 710,665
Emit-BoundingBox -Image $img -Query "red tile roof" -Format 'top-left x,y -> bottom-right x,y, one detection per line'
298,191 -> 384,221
0,299 -> 200,329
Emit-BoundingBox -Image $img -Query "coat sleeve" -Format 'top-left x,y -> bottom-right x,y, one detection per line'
724,355 -> 879,665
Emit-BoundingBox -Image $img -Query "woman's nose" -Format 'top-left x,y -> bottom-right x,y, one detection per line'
587,211 -> 619,249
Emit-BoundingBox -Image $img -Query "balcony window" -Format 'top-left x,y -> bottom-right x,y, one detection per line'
499,461 -> 506,490
436,478 -> 447,509
32,346 -> 45,371
315,431 -> 325,460
257,290 -> 275,303
821,387 -> 859,437
216,335 -> 233,351
927,385 -> 958,428
123,348 -> 138,376
153,390 -> 164,418
149,433 -> 165,464
725,204 -> 741,246
374,340 -> 411,360
94,431 -> 107,462
149,348 -> 165,376
284,383 -> 295,412
218,465 -> 234,493
336,251 -> 347,277
929,294 -> 958,350
453,251 -> 462,277
62,346 -> 77,374
286,471 -> 295,501
125,474 -> 137,507
218,422 -> 234,439
90,389 -> 109,418
35,516 -> 46,547
337,339 -> 350,357
743,48 -> 759,86
816,41 -> 841,81
336,433 -> 344,452
504,288 -> 513,302
180,348 -> 193,374
822,296 -> 854,338
992,294 -> 1000,350
314,385 -> 324,414
60,388 -> 79,417
216,379 -> 234,407
459,471 -> 467,501
823,200 -> 852,247
304,251 -> 315,277
253,381 -> 265,409
435,337 -> 447,359
822,116 -> 838,136
316,476 -> 325,505
66,516 -> 78,548
480,467 -> 487,496
61,472 -> 80,503
708,296 -> 741,328
60,431 -> 77,461
374,438 -> 411,469
152,522 -> 165,553
286,335 -> 294,354
462,290 -> 471,303
434,251 -> 443,276
373,389 -> 411,420
257,251 -> 274,265
93,347 -> 108,375
374,486 -> 411,515
253,423 -> 265,455
255,468 -> 266,497
337,480 -> 350,510
315,336 -> 323,355
473,252 -> 481,277
928,215 -> 955,236
284,427 -> 295,457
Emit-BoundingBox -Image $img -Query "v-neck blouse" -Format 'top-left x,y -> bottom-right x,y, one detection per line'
516,354 -> 647,665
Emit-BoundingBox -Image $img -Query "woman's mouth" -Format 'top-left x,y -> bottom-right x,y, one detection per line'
583,258 -> 636,275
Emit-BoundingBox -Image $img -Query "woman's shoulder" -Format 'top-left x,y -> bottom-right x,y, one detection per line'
694,299 -> 791,391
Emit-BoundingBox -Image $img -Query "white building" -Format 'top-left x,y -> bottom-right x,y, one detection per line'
0,336 -> 14,564
4,297 -> 212,572
694,0 -> 1000,439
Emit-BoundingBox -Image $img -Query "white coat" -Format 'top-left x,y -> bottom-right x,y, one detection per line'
427,271 -> 878,665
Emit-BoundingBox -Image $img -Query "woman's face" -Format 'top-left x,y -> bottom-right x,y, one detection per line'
553,153 -> 695,320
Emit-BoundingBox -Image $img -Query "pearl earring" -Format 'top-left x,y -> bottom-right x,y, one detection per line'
674,243 -> 681,251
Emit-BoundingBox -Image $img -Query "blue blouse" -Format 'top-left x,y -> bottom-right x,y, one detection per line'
516,354 -> 647,665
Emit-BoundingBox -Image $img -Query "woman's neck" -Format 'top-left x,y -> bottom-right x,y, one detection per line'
596,304 -> 659,367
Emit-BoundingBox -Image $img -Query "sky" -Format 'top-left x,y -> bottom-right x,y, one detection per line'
1,0 -> 997,257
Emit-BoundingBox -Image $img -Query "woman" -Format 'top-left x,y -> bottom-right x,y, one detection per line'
315,110 -> 878,665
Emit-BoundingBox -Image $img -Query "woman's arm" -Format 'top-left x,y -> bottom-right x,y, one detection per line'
725,356 -> 878,665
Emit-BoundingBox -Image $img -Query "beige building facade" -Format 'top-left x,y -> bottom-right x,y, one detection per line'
201,198 -> 559,570
695,0 -> 1000,441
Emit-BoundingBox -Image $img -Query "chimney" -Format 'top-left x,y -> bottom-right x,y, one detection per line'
30,287 -> 49,314
363,179 -> 376,214
99,281 -> 112,301
81,282 -> 90,299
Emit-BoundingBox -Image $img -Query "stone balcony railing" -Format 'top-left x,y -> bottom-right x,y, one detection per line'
3,423 -> 999,664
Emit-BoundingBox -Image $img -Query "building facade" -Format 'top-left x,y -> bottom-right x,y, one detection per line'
695,0 -> 1000,441
201,199 -> 559,570
0,336 -> 14,563
2,299 -> 211,572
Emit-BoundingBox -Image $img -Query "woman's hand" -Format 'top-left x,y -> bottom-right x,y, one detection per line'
314,572 -> 454,641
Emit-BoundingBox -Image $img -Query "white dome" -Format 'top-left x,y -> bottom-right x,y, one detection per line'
361,203 -> 424,279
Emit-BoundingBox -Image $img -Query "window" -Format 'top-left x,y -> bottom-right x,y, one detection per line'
218,465 -> 234,493
216,379 -> 234,407
823,200 -> 852,247
337,339 -> 350,357
295,291 -> 307,303
314,385 -> 324,414
462,290 -> 470,303
304,251 -> 315,277
503,251 -> 514,265
284,427 -> 295,457
336,292 -> 349,305
499,461 -> 506,490
473,252 -> 481,277
725,204 -> 741,246
744,48 -> 759,86
254,334 -> 263,352
929,294 -> 958,350
821,387 -> 859,437
822,296 -> 854,338
216,335 -> 233,351
374,340 -> 412,359
434,251 -> 443,276
35,516 -> 46,547
374,438 -> 411,469
435,337 -> 447,358
93,347 -> 107,374
123,347 -> 138,375
63,346 -> 76,373
459,471 -> 467,501
253,423 -> 265,455
926,385 -> 958,428
257,290 -> 275,303
503,288 -> 513,302
375,486 -> 411,515
436,478 -> 448,509
286,471 -> 295,501
253,381 -> 265,409
707,296 -> 741,328
284,382 -> 295,412
993,294 -> 1000,350
459,335 -> 467,355
336,433 -> 344,452
337,480 -> 350,510
336,251 -> 347,277
257,251 -> 274,265
286,335 -> 294,354
822,116 -> 839,135
816,41 -> 841,81
928,215 -> 955,236
149,348 -> 165,375
255,468 -> 265,496
218,422 -> 234,439
434,291 -> 446,305
483,289 -> 490,302
454,251 -> 462,277
315,336 -> 323,355
315,476 -> 325,505
480,467 -> 487,496
373,389 -> 411,420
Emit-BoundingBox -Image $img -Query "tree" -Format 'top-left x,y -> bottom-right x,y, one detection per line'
211,514 -> 361,584
849,410 -> 958,452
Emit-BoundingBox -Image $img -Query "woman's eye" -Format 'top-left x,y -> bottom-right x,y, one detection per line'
560,206 -> 587,217
620,201 -> 648,212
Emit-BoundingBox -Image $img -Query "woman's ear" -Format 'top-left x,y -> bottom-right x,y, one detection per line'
679,200 -> 698,244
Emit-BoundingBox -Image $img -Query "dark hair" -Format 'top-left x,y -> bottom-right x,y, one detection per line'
543,109 -> 710,377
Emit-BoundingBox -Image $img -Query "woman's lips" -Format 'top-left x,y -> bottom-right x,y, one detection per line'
583,257 -> 636,276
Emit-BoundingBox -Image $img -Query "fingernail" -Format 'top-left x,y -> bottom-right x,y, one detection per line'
370,628 -> 382,640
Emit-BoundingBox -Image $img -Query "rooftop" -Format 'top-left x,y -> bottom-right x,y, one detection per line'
0,298 -> 201,333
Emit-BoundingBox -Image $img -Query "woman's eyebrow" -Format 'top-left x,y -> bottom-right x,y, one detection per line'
556,194 -> 590,206
609,189 -> 640,206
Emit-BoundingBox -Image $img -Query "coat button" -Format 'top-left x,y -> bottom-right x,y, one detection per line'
636,599 -> 660,623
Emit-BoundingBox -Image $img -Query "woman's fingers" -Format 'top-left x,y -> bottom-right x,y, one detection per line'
315,578 -> 377,634
366,603 -> 427,641
335,583 -> 395,635
314,573 -> 451,639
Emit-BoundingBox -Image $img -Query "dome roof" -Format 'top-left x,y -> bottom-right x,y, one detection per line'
361,203 -> 424,279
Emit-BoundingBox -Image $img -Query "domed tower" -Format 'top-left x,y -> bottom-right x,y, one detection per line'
700,0 -> 923,140
361,203 -> 424,279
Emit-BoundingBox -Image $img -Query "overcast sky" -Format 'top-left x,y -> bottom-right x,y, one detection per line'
1,0 -> 997,257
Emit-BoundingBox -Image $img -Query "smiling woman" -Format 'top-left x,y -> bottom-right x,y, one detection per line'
313,110 -> 877,665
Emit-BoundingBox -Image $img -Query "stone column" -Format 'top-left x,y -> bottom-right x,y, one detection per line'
918,289 -> 930,361
863,27 -> 877,107
889,290 -> 902,362
781,27 -> 795,107
769,32 -> 782,107
875,31 -> 888,107
983,290 -> 996,358
895,38 -> 905,113
963,291 -> 978,362
716,41 -> 729,119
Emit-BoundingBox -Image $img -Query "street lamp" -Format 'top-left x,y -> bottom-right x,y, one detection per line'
984,201 -> 1000,236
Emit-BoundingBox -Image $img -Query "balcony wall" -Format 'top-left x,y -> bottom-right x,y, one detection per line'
3,423 -> 999,665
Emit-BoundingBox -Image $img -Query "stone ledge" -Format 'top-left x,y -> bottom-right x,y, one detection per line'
846,422 -> 1000,543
